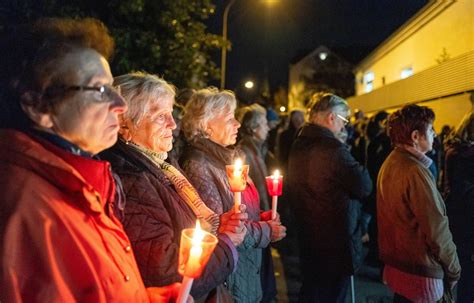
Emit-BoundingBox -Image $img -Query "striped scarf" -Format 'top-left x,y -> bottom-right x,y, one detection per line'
129,142 -> 220,235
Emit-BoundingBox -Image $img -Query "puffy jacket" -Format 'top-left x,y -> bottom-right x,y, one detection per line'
100,139 -> 237,300
0,129 -> 150,302
180,138 -> 272,303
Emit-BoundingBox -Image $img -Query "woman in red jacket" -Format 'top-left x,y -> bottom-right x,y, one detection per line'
0,18 -> 185,302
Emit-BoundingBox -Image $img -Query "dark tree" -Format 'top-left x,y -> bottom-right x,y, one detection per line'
0,0 -> 224,88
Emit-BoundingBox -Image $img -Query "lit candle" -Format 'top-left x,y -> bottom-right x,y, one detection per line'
177,221 -> 208,303
225,158 -> 249,213
265,170 -> 283,220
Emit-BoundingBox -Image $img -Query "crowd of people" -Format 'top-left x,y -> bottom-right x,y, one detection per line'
0,17 -> 473,303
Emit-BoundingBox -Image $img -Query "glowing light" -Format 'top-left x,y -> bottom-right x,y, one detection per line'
244,81 -> 254,89
279,106 -> 286,112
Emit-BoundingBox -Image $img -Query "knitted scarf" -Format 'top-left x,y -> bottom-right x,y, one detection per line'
129,142 -> 220,235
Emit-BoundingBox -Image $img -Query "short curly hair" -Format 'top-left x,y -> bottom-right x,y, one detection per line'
182,87 -> 237,142
388,104 -> 435,145
0,18 -> 114,129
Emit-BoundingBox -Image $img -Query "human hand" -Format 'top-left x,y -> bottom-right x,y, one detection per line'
260,210 -> 280,223
361,233 -> 370,243
147,283 -> 194,302
267,220 -> 286,242
219,205 -> 248,246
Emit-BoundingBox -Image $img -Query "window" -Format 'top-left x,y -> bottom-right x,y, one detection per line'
401,67 -> 413,79
364,72 -> 374,93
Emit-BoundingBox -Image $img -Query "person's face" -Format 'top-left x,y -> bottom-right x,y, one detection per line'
131,96 -> 176,153
254,114 -> 269,142
416,123 -> 435,154
207,108 -> 240,147
329,110 -> 350,136
45,50 -> 127,154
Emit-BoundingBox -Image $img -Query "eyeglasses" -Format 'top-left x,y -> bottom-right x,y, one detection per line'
44,84 -> 121,103
336,114 -> 350,126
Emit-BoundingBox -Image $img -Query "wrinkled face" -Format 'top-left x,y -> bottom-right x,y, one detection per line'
207,108 -> 241,147
330,110 -> 350,136
45,50 -> 127,154
254,114 -> 269,142
417,123 -> 435,154
131,96 -> 176,153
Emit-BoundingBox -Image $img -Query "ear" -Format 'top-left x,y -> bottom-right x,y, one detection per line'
20,102 -> 54,129
411,129 -> 420,145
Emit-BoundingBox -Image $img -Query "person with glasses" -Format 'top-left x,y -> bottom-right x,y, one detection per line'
0,18 -> 188,302
287,92 -> 372,303
378,105 -> 460,302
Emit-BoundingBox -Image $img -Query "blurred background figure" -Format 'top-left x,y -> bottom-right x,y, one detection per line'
276,109 -> 305,176
443,110 -> 474,303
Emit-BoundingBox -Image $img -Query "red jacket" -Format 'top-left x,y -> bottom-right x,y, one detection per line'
0,130 -> 150,302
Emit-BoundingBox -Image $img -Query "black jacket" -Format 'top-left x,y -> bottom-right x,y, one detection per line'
288,123 -> 372,278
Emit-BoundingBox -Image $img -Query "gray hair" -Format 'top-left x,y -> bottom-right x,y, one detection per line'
238,104 -> 266,137
113,72 -> 175,126
306,92 -> 349,121
182,87 -> 237,141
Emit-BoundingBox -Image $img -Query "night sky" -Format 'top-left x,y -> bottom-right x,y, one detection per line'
206,0 -> 427,97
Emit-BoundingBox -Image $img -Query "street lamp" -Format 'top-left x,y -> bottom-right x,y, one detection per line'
220,0 -> 279,89
220,0 -> 237,89
244,80 -> 254,89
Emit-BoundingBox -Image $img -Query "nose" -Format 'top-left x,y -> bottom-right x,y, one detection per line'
235,118 -> 241,129
167,114 -> 177,130
111,94 -> 128,114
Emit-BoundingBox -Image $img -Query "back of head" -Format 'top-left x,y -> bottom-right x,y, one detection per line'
182,87 -> 236,141
238,103 -> 266,137
0,18 -> 114,129
387,104 -> 435,146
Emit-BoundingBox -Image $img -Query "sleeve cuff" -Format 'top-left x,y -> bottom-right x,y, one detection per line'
218,233 -> 239,272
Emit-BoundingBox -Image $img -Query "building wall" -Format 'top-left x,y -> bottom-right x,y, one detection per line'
355,0 -> 473,95
349,0 -> 474,128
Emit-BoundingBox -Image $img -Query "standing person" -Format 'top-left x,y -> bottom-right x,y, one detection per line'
378,105 -> 460,302
0,18 -> 183,302
288,93 -> 372,303
444,111 -> 474,303
237,103 -> 277,303
180,88 -> 286,303
100,72 -> 248,301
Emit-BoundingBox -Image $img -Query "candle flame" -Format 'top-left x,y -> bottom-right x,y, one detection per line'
273,169 -> 280,179
233,158 -> 243,177
192,220 -> 205,246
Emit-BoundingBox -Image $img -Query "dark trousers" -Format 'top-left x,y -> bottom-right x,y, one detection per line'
457,256 -> 474,303
297,274 -> 350,303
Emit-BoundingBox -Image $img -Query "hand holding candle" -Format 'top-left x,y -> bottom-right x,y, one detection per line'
265,170 -> 283,220
177,221 -> 218,303
225,158 -> 249,213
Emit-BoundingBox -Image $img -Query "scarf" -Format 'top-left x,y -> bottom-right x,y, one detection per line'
396,144 -> 433,168
129,142 -> 220,235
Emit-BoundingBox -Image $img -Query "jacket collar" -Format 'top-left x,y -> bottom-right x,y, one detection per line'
298,123 -> 338,141
0,129 -> 114,214
189,137 -> 241,165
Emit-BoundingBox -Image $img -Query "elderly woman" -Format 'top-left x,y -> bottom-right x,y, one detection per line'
0,18 -> 180,302
180,88 -> 286,303
377,105 -> 460,302
443,110 -> 474,302
100,72 -> 247,301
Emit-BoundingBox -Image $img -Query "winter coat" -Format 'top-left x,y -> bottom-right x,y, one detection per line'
444,143 -> 474,259
377,148 -> 460,282
180,138 -> 272,303
287,123 -> 372,278
238,135 -> 270,211
100,139 -> 237,300
0,129 -> 149,302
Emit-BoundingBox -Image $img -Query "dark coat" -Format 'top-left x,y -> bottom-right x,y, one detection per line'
180,138 -> 272,303
100,140 -> 236,300
444,143 -> 474,258
287,123 -> 372,278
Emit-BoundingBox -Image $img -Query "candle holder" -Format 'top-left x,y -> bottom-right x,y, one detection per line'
177,223 -> 218,303
225,159 -> 249,213
265,170 -> 283,220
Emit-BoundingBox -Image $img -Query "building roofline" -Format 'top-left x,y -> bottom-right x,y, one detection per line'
354,0 -> 455,72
